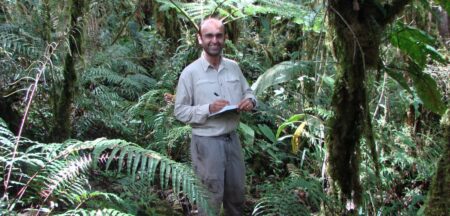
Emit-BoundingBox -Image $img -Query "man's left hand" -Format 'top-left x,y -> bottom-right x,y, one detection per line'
237,98 -> 254,112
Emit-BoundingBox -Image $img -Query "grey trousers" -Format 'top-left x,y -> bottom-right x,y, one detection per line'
191,131 -> 245,216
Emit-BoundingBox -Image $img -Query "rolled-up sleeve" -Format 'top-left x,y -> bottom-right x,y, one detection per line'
174,74 -> 210,124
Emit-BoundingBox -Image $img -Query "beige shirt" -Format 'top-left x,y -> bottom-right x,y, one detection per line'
174,54 -> 256,136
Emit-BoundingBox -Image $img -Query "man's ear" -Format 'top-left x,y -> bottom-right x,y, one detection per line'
197,34 -> 202,45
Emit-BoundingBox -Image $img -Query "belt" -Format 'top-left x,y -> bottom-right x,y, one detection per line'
215,131 -> 235,139
194,131 -> 235,139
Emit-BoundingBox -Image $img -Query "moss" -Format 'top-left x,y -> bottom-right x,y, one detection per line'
326,0 -> 411,209
327,54 -> 365,206
423,109 -> 450,215
52,0 -> 86,142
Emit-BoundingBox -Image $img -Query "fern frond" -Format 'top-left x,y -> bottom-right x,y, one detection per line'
127,89 -> 165,115
56,208 -> 135,216
40,155 -> 93,202
304,107 -> 334,121
0,25 -> 42,57
66,138 -> 213,214
0,118 -> 16,145
157,0 -> 249,26
252,174 -> 331,216
247,0 -> 325,31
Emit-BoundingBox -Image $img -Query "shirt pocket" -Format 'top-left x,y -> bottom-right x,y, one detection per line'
195,79 -> 218,103
225,76 -> 242,104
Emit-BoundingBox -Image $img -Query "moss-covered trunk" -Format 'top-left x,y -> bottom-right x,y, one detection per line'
423,109 -> 450,215
327,0 -> 411,209
52,0 -> 85,142
327,2 -> 367,205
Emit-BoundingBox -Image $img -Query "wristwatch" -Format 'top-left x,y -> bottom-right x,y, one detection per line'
248,98 -> 256,108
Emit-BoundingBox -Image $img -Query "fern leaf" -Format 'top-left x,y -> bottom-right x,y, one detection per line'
126,150 -> 134,176
159,159 -> 167,190
147,158 -> 160,184
131,151 -> 141,181
139,155 -> 148,180
105,147 -> 121,170
117,149 -> 128,174
56,208 -> 134,216
164,163 -> 171,190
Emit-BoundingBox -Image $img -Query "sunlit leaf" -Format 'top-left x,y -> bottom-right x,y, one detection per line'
276,114 -> 306,139
291,121 -> 307,154
252,61 -> 313,96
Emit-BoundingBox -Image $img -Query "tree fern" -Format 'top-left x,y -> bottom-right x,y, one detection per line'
74,28 -> 165,140
157,0 -> 252,29
157,0 -> 324,32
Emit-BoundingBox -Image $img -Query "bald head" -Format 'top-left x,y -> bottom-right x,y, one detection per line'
197,17 -> 226,58
199,17 -> 225,36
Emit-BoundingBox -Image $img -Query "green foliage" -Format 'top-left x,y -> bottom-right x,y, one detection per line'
75,29 -> 163,138
252,61 -> 314,96
408,62 -> 446,115
0,118 -> 212,215
390,22 -> 446,67
433,0 -> 450,14
0,25 -> 42,59
389,22 -> 447,115
252,169 -> 332,216
1,0 -> 449,215
239,122 -> 255,147
245,0 -> 325,33
157,0 -> 252,29
367,123 -> 444,214
55,208 -> 135,216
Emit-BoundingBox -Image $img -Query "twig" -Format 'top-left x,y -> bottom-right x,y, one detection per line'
372,72 -> 388,121
3,42 -> 57,201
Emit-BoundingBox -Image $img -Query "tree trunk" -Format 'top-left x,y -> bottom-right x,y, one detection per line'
423,109 -> 450,215
434,6 -> 449,39
52,0 -> 85,142
326,0 -> 411,210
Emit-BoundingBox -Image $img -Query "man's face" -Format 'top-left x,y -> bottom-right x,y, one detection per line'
198,19 -> 225,57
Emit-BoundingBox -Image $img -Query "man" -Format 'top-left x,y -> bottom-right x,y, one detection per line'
174,17 -> 256,215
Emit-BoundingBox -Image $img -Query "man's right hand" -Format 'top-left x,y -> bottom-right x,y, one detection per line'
209,99 -> 230,113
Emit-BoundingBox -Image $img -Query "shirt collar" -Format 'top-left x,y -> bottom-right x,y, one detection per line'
200,52 -> 225,72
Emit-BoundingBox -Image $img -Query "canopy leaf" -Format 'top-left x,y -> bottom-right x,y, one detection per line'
390,22 -> 446,69
251,61 -> 313,96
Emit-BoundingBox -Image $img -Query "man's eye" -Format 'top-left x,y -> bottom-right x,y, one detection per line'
204,34 -> 223,39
